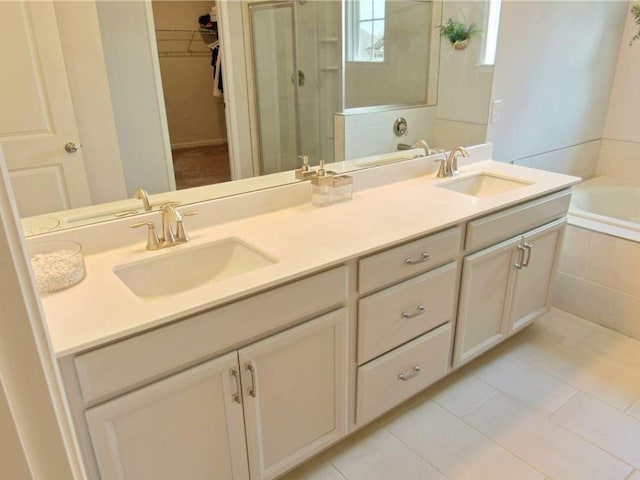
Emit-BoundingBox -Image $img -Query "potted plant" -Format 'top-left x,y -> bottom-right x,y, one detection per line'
630,4 -> 640,46
438,19 -> 482,50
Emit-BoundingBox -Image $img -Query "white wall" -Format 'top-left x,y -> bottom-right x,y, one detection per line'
487,1 -> 628,178
433,0 -> 493,151
54,1 -> 128,205
0,148 -> 79,479
599,2 -> 640,182
96,1 -> 175,196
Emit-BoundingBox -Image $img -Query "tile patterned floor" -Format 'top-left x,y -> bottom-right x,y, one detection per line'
282,308 -> 640,480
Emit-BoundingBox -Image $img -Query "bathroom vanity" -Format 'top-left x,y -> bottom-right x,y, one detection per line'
36,157 -> 579,480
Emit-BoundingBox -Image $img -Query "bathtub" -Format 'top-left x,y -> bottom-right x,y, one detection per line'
569,175 -> 640,242
555,175 -> 640,340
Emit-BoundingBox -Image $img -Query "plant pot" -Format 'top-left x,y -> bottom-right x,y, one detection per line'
453,39 -> 469,50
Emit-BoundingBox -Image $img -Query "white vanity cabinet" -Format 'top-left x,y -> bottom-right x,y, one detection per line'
453,191 -> 570,366
355,226 -> 462,424
86,352 -> 250,480
239,309 -> 348,480
85,309 -> 348,480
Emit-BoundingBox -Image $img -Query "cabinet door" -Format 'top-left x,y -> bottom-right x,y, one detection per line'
508,219 -> 566,333
453,237 -> 520,367
239,309 -> 348,480
86,352 -> 249,480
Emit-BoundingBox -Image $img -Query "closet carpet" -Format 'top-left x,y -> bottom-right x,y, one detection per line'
172,144 -> 231,190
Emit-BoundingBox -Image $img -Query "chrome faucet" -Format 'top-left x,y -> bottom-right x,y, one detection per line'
434,146 -> 469,178
398,139 -> 432,157
130,202 -> 197,250
133,187 -> 153,212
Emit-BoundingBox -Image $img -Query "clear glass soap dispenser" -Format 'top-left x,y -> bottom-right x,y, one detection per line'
311,160 -> 333,207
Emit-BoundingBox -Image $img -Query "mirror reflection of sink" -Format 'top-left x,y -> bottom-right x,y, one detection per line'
435,173 -> 532,197
114,238 -> 277,300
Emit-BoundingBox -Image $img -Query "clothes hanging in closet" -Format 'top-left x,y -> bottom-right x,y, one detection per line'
210,43 -> 223,97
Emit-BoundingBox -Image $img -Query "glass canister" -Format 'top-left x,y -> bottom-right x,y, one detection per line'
28,240 -> 86,294
332,175 -> 353,203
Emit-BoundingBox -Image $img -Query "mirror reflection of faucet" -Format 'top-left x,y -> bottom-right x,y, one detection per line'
397,140 -> 443,157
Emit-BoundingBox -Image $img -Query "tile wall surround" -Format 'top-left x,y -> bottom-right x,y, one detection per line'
597,139 -> 640,183
281,309 -> 640,480
512,140 -> 600,180
553,224 -> 640,341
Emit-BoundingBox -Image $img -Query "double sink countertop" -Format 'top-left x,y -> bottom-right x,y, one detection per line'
39,160 -> 580,357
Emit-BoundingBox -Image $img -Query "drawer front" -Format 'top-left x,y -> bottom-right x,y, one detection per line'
358,262 -> 457,365
358,226 -> 462,294
356,323 -> 452,425
465,189 -> 571,252
74,266 -> 348,404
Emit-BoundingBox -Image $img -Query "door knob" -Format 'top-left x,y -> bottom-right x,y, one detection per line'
64,142 -> 78,153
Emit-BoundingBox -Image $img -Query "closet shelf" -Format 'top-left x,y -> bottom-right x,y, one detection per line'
155,28 -> 217,56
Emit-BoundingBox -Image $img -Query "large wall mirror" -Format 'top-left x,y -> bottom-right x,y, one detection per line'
0,0 -> 499,236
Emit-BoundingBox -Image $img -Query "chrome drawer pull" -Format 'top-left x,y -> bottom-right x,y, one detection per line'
246,363 -> 257,398
515,244 -> 526,269
398,366 -> 423,381
230,368 -> 242,404
401,304 -> 427,319
522,243 -> 533,267
405,253 -> 431,265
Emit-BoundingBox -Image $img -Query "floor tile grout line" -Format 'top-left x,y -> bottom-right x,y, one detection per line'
545,391 -> 640,472
507,335 -> 640,413
382,400 -> 550,480
467,359 -> 580,419
431,379 -> 499,419
459,391 -> 638,477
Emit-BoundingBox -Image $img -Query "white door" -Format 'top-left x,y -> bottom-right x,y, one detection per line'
86,352 -> 249,480
454,237 -> 520,366
0,1 -> 91,217
508,219 -> 566,333
239,309 -> 349,480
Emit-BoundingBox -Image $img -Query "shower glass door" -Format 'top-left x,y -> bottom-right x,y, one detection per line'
248,0 -> 340,175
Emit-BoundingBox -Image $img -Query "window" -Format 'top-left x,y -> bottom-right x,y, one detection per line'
482,0 -> 502,65
348,0 -> 386,62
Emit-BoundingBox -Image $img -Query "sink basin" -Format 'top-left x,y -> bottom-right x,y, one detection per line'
114,238 -> 277,299
436,173 -> 532,197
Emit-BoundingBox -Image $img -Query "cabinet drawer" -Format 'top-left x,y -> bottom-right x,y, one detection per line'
356,323 -> 452,425
358,226 -> 462,294
465,189 -> 571,252
358,262 -> 457,364
74,266 -> 348,404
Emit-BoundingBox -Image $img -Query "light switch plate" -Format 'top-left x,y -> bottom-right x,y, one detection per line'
490,100 -> 503,123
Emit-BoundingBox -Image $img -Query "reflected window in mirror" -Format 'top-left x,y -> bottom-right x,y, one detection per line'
347,0 -> 386,62
481,0 -> 502,65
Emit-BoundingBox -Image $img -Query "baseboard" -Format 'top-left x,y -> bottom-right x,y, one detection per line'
171,138 -> 227,150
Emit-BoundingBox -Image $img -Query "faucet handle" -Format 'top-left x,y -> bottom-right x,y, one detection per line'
175,211 -> 197,242
130,221 -> 160,250
434,157 -> 447,178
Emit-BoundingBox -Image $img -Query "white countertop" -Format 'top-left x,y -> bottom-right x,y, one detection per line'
40,160 -> 580,357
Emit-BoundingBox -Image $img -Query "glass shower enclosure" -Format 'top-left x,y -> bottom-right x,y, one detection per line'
247,0 -> 340,175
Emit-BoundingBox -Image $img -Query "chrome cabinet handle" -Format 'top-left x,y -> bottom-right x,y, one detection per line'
405,253 -> 431,265
246,363 -> 257,398
398,366 -> 423,381
522,243 -> 533,267
401,304 -> 427,319
230,368 -> 242,404
515,244 -> 526,269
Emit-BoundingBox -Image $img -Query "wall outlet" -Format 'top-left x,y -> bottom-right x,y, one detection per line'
490,100 -> 503,124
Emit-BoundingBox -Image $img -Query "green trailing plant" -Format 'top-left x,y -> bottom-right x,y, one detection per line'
631,4 -> 640,46
437,19 -> 481,45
